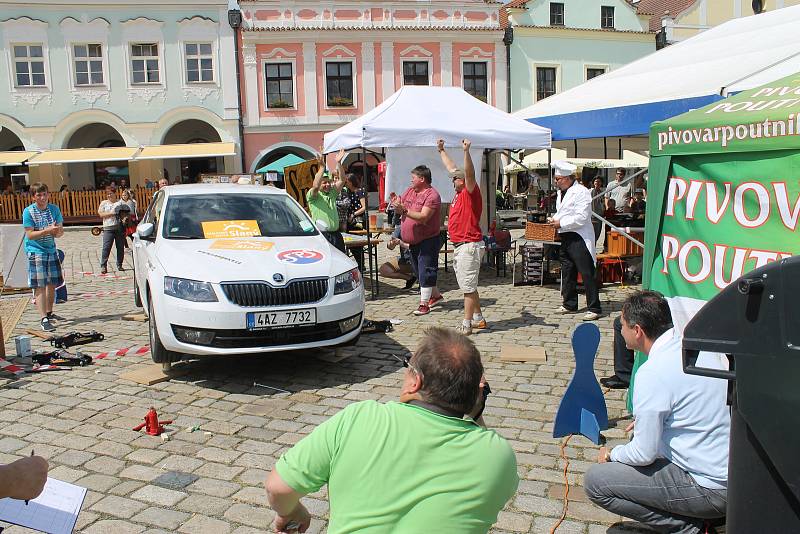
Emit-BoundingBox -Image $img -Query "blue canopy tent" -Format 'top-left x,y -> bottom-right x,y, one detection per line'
255,153 -> 305,174
514,5 -> 800,141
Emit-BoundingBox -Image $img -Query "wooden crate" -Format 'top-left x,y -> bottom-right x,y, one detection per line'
607,231 -> 644,256
525,222 -> 559,241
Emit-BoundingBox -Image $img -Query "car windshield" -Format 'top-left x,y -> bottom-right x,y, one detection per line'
162,193 -> 318,239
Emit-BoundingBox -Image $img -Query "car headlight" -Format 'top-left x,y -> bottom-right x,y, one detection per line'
164,277 -> 218,302
334,268 -> 361,295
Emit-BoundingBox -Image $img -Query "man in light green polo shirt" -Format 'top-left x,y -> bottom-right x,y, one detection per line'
265,327 -> 519,533
306,150 -> 346,253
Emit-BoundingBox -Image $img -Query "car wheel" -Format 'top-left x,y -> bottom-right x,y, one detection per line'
134,278 -> 142,308
148,294 -> 180,364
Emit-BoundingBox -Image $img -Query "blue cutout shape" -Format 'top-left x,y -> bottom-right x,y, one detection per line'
553,323 -> 608,444
55,249 -> 68,303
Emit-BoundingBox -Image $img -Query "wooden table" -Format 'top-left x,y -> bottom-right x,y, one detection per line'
343,234 -> 383,299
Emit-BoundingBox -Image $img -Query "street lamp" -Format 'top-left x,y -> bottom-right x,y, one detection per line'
228,3 -> 246,172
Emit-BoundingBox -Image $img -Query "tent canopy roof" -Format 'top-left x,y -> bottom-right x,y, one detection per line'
504,149 -> 648,173
323,86 -> 551,153
651,71 -> 800,156
256,153 -> 305,174
514,5 -> 800,140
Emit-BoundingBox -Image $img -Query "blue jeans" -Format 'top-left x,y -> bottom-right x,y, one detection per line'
584,459 -> 726,533
408,234 -> 439,288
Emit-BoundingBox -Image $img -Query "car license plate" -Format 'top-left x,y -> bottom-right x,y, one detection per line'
246,309 -> 316,330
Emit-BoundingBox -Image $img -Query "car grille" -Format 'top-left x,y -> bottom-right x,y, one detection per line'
221,278 -> 328,307
171,314 -> 361,349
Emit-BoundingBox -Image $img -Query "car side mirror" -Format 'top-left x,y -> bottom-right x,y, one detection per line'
136,222 -> 155,239
315,219 -> 329,232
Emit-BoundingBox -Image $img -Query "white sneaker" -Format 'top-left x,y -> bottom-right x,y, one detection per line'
582,311 -> 601,321
556,306 -> 577,314
456,322 -> 472,335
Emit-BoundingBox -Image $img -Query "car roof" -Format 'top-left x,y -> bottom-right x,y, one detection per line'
160,184 -> 289,197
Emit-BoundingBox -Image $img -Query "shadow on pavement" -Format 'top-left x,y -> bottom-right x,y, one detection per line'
166,331 -> 408,395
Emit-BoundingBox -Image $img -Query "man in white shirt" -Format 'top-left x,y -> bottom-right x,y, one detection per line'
549,161 -> 601,321
605,168 -> 631,211
585,291 -> 729,533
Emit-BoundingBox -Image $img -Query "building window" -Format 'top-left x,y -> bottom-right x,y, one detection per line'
131,43 -> 160,84
587,67 -> 606,80
601,6 -> 615,28
12,44 -> 46,87
463,62 -> 488,102
326,61 -> 353,107
265,62 -> 294,108
185,43 -> 213,83
536,67 -> 556,101
73,44 -> 104,86
403,61 -> 429,85
550,3 -> 565,26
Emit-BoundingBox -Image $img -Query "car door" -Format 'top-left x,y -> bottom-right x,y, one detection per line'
134,191 -> 164,306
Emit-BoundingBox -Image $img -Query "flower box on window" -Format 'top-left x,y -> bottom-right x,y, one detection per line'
329,96 -> 353,107
268,99 -> 292,109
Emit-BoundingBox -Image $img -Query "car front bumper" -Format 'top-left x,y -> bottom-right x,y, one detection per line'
153,283 -> 364,356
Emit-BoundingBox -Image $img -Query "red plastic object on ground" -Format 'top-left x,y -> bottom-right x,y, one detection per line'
132,407 -> 173,436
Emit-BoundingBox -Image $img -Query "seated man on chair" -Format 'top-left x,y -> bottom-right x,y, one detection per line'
585,291 -> 729,533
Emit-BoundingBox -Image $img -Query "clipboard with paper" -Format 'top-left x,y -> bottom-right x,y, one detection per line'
0,477 -> 87,534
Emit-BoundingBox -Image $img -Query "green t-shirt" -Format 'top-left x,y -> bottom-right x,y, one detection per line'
275,400 -> 519,534
306,188 -> 340,231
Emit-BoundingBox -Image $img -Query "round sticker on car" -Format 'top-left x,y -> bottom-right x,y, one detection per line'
277,249 -> 324,264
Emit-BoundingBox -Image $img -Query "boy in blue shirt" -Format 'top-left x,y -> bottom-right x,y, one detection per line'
22,183 -> 65,331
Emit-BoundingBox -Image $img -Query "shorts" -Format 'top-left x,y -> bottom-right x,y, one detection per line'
27,252 -> 63,289
452,241 -> 483,293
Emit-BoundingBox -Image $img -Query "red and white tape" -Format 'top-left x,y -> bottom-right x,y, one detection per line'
0,358 -> 25,375
73,289 -> 134,299
76,271 -> 130,279
95,345 -> 150,360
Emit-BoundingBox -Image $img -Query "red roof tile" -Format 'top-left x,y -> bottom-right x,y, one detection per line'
632,0 -> 696,31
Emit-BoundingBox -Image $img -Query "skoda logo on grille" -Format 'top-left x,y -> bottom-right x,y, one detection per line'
272,273 -> 284,283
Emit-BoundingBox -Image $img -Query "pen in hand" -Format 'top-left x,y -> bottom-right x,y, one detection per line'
25,450 -> 33,505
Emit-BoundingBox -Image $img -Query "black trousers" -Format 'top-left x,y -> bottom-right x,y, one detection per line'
613,315 -> 635,383
559,232 -> 601,313
322,231 -> 346,254
100,228 -> 125,268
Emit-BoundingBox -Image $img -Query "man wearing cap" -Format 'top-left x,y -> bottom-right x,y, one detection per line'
549,161 -> 602,321
438,139 -> 486,335
307,151 -> 346,253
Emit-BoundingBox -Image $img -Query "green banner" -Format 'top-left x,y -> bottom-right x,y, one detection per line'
651,73 -> 800,157
648,150 -> 800,300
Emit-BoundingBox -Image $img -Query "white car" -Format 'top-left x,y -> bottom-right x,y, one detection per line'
133,184 -> 364,364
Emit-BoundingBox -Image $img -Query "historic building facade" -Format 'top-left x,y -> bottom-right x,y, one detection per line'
237,0 -> 506,172
502,0 -> 656,113
0,0 -> 241,189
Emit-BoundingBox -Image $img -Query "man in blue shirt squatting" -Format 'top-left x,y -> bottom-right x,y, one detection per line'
585,291 -> 730,533
264,326 -> 519,533
22,183 -> 65,332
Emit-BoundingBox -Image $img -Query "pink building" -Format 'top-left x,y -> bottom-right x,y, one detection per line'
238,0 -> 506,172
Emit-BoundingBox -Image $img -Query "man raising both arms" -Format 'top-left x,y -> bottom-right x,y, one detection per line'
439,139 -> 486,335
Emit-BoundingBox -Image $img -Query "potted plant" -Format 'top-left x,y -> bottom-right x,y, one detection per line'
329,96 -> 353,107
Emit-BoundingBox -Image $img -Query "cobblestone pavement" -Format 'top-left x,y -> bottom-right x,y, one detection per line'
0,228 -> 650,534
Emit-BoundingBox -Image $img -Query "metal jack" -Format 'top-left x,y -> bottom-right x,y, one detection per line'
162,361 -> 172,373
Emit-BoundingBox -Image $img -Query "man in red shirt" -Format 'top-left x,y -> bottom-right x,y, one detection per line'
393,165 -> 443,316
439,139 -> 485,335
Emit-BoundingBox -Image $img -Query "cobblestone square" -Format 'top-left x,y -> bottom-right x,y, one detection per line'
1,228 -> 648,533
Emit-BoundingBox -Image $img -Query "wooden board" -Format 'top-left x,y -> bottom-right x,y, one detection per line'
122,314 -> 148,322
119,364 -> 189,385
500,344 -> 547,362
0,297 -> 29,341
25,328 -> 54,341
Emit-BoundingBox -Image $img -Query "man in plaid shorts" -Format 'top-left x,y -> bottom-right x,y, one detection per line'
22,183 -> 65,331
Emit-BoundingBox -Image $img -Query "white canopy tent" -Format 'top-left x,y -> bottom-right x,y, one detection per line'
514,5 -> 800,140
324,86 -> 551,204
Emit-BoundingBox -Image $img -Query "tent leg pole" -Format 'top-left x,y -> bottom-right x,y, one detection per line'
362,146 -> 376,300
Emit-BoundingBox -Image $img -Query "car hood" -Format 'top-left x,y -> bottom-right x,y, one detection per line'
153,235 -> 356,283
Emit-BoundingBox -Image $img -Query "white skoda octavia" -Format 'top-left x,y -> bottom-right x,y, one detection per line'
133,184 -> 364,364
